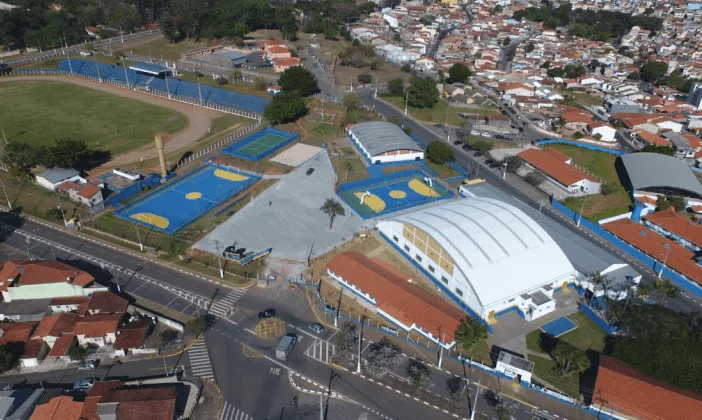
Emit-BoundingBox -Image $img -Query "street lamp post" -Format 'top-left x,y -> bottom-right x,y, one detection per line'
658,245 -> 671,279
576,196 -> 587,228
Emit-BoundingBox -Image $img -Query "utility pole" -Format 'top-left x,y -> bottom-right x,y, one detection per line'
55,193 -> 67,225
215,240 -> 224,279
373,85 -> 377,111
469,378 -> 481,420
576,196 -> 586,227
135,225 -> 143,251
403,88 -> 410,128
112,267 -> 121,293
2,128 -> 7,144
120,26 -> 124,43
122,57 -> 130,88
658,246 -> 671,279
50,245 -> 56,260
438,331 -> 446,369
502,160 -> 508,180
197,75 -> 204,106
64,37 -> 74,76
335,288 -> 343,327
0,176 -> 11,209
95,61 -> 102,83
165,75 -> 172,99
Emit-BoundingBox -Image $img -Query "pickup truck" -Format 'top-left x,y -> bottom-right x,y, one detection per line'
276,335 -> 295,361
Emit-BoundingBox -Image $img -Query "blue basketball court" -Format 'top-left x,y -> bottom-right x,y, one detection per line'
116,164 -> 259,234
539,316 -> 578,338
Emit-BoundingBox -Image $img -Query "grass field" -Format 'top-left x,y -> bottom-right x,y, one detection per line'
382,96 -> 467,126
529,355 -> 581,398
177,70 -> 272,99
461,135 -> 516,149
382,162 -> 459,179
0,80 -> 187,155
117,37 -> 211,62
545,144 -> 633,221
526,312 -> 607,355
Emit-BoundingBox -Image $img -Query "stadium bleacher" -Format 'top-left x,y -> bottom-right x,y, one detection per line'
54,59 -> 269,114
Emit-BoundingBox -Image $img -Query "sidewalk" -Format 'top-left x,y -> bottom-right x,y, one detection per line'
191,379 -> 223,420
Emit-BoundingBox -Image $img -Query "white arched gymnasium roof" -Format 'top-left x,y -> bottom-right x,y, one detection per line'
381,197 -> 576,307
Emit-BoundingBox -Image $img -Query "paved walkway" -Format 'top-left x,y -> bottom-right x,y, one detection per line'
0,75 -> 221,169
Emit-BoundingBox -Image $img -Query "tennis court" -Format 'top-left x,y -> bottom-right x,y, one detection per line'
221,127 -> 299,161
337,170 -> 452,219
539,316 -> 578,338
115,164 -> 260,234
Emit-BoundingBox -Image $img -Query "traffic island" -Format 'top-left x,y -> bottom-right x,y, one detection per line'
255,318 -> 286,339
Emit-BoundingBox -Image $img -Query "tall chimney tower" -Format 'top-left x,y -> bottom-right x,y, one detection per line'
154,133 -> 168,178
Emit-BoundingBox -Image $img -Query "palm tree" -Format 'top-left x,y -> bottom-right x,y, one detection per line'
344,161 -> 354,181
654,278 -> 679,303
588,272 -> 609,305
320,199 -> 345,230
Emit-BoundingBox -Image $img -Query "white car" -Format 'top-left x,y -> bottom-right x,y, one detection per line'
78,360 -> 97,370
73,378 -> 94,391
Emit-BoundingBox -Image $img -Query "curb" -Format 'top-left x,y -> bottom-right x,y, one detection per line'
288,371 -> 345,400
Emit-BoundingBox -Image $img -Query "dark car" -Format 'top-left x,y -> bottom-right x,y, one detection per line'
306,168 -> 315,176
495,135 -> 504,140
462,144 -> 472,150
286,333 -> 298,344
518,127 -> 524,132
434,123 -> 445,128
485,159 -> 495,165
489,162 -> 500,169
453,140 -> 463,145
474,151 -> 483,157
522,121 -> 528,127
258,309 -> 276,319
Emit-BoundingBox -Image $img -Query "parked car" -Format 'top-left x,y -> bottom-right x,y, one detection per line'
258,309 -> 276,319
474,151 -> 483,157
485,159 -> 495,165
462,144 -> 472,150
434,123 -> 445,128
453,140 -> 463,145
308,323 -> 324,334
78,360 -> 98,370
306,168 -> 315,176
73,379 -> 94,391
489,162 -> 500,169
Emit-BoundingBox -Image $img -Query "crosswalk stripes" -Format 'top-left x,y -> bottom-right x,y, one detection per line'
303,338 -> 335,364
220,402 -> 253,420
209,289 -> 246,318
187,340 -> 214,380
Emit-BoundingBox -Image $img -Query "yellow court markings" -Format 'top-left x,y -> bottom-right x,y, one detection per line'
214,169 -> 249,181
408,179 -> 440,197
389,190 -> 406,199
254,318 -> 286,340
130,212 -> 169,229
242,344 -> 264,358
185,192 -> 202,200
354,192 -> 386,213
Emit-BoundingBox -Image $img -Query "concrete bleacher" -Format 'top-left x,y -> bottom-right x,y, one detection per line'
55,59 -> 269,114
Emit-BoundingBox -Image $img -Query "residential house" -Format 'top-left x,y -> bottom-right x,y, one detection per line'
75,313 -> 123,347
267,85 -> 281,95
265,46 -> 291,61
327,252 -> 466,349
663,131 -> 695,160
643,208 -> 702,252
272,57 -> 301,73
499,82 -> 535,97
0,260 -> 104,302
518,148 -> 601,195
35,168 -> 81,191
31,395 -> 84,420
631,129 -> 672,147
113,318 -> 153,356
651,116 -> 683,133
587,121 -> 617,142
55,181 -> 103,208
561,112 -> 594,132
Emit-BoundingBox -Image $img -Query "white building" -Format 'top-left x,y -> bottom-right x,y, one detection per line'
347,121 -> 424,164
35,168 -> 81,191
496,352 -> 535,383
376,198 -> 577,322
588,122 -> 617,142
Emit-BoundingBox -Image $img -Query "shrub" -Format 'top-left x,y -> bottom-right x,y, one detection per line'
524,171 -> 545,186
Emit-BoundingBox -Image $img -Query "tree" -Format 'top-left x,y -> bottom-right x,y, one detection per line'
320,198 -> 345,230
600,181 -> 617,196
334,322 -> 358,362
588,271 -> 609,305
343,94 -> 362,112
656,195 -> 671,211
407,77 -> 439,109
405,359 -> 431,389
231,69 -> 242,80
426,141 -> 455,164
3,142 -> 38,168
186,316 -> 207,337
547,67 -> 565,78
232,22 -> 247,39
505,156 -> 523,173
254,77 -> 267,91
160,329 -> 179,349
48,138 -> 91,169
641,144 -> 674,156
541,61 -> 551,69
264,92 -> 307,124
655,279 -> 680,303
323,24 -> 338,40
339,44 -> 375,68
494,402 -> 517,420
387,78 -> 405,96
525,42 -> 535,53
472,140 -> 493,153
593,133 -> 602,141
573,132 -> 583,140
502,37 -> 510,46
278,67 -> 318,97
448,63 -> 471,83
401,63 -> 411,73
564,64 -> 586,79
365,338 -> 401,379
552,341 -> 590,377
454,318 -> 488,351
343,161 -> 355,181
68,344 -> 88,362
667,195 -> 686,212
524,171 -> 545,186
387,115 -> 402,126
640,61 -> 668,82
446,376 -> 466,402
357,73 -> 372,84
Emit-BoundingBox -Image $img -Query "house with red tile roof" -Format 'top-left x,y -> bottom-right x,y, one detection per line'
643,207 -> 702,252
630,129 -> 671,147
560,112 -> 594,131
326,252 -> 467,348
97,385 -> 178,420
75,313 -> 123,347
0,260 -> 104,302
591,355 -> 702,420
602,218 -> 702,286
114,318 -> 153,356
272,57 -> 302,73
30,395 -> 84,420
518,148 -> 601,195
81,380 -> 121,420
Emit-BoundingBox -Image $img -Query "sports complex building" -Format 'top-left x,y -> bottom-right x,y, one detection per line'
347,121 -> 424,164
617,152 -> 702,201
376,197 -> 578,323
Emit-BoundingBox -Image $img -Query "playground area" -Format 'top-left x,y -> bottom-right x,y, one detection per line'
116,164 -> 259,234
337,170 -> 453,219
539,316 -> 578,338
221,127 -> 299,162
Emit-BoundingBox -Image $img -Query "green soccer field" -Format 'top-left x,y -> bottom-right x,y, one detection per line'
0,80 -> 187,155
237,134 -> 288,156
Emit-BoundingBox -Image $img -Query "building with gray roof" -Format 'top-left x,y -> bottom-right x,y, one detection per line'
617,152 -> 702,198
348,121 -> 424,164
35,168 -> 81,191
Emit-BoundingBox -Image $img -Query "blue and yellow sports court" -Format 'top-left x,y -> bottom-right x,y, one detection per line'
116,164 -> 259,234
539,316 -> 578,338
337,170 -> 452,219
221,127 -> 299,162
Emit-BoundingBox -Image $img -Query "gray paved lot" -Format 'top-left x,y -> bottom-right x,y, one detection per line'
195,151 -> 368,265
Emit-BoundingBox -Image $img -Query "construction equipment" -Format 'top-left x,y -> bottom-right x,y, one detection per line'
222,245 -> 272,265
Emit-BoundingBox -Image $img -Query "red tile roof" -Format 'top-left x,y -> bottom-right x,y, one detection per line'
326,252 -> 467,343
632,129 -> 671,146
518,148 -> 597,186
561,111 -> 594,125
114,320 -> 150,350
593,355 -> 702,420
75,314 -> 122,338
30,395 -> 84,420
77,184 -> 101,199
98,386 -> 177,420
86,291 -> 128,314
602,218 -> 702,285
542,147 -> 571,163
0,321 -> 37,346
21,338 -> 45,359
33,313 -> 79,339
0,260 -> 94,292
48,334 -> 75,357
644,208 -> 702,248
273,57 -> 301,67
81,381 -> 120,420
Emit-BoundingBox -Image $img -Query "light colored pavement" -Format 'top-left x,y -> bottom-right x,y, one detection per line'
187,339 -> 215,380
0,75 -> 221,168
194,151 -> 368,273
